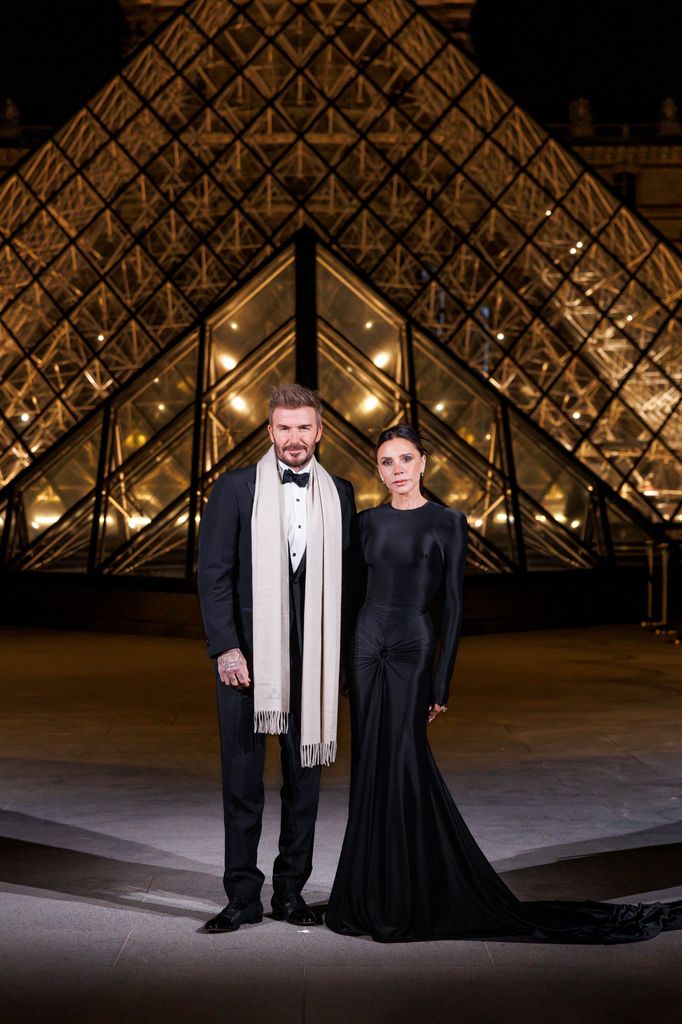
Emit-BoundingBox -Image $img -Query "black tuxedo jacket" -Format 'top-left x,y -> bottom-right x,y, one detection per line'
197,463 -> 357,661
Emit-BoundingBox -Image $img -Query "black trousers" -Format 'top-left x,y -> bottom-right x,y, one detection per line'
216,562 -> 321,901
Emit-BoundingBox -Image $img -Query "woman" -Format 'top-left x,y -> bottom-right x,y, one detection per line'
326,423 -> 682,943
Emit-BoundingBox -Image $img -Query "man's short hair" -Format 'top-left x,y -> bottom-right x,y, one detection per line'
268,383 -> 322,424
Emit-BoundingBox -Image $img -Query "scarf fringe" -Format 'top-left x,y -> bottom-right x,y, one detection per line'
301,741 -> 337,768
254,709 -> 290,735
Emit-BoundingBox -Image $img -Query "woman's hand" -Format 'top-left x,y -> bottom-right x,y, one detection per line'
427,703 -> 447,724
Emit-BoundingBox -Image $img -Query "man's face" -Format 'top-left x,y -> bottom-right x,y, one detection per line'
268,405 -> 323,468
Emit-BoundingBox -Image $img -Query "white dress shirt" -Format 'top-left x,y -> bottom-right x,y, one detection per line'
278,458 -> 310,572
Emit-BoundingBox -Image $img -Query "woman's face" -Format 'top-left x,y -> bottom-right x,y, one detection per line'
376,438 -> 426,498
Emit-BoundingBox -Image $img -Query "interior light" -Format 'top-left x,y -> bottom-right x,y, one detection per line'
20,413 -> 30,423
643,488 -> 659,497
555,512 -> 567,523
154,377 -> 160,384
494,512 -> 507,523
569,247 -> 577,255
570,519 -> 581,529
545,209 -> 552,216
158,403 -> 165,411
434,402 -> 445,412
126,516 -> 150,532
496,332 -> 505,341
220,353 -> 237,371
373,351 -> 389,369
534,514 -> 547,523
362,395 -> 379,413
33,514 -> 59,527
230,321 -> 238,331
626,314 -> 633,322
231,396 -> 247,412
473,518 -> 484,528
97,334 -> 105,342
576,241 -> 583,249
484,433 -> 491,441
571,411 -> 582,420
364,321 -> 374,329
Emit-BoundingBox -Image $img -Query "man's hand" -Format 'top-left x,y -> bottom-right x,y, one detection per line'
217,648 -> 250,688
427,703 -> 446,724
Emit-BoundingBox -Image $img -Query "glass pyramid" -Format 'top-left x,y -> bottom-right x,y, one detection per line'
0,0 -> 679,534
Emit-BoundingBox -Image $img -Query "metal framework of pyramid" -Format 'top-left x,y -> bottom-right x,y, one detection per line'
0,0 -> 680,577
0,230 -> 657,577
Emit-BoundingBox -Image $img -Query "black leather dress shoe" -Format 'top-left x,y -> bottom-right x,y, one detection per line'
271,893 -> 320,926
204,897 -> 263,933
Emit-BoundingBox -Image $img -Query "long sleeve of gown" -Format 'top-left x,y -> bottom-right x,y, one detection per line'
430,510 -> 468,706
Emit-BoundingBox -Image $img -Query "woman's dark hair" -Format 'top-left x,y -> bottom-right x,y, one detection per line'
375,422 -> 428,458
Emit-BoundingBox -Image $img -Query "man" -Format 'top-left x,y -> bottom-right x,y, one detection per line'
197,383 -> 356,932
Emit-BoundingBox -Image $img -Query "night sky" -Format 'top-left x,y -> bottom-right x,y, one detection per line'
471,0 -> 682,124
0,0 -> 124,125
0,1 -> 680,131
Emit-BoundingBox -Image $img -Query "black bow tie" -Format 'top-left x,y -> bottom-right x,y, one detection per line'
282,468 -> 309,487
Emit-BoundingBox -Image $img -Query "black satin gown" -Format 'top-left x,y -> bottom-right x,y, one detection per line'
325,502 -> 682,943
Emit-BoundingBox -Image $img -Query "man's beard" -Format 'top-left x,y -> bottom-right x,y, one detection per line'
275,441 -> 315,468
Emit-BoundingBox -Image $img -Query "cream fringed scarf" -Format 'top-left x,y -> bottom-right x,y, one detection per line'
251,445 -> 343,767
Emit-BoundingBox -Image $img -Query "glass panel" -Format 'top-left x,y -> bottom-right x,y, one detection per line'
589,399 -> 652,477
413,333 -> 500,464
111,338 -> 198,468
518,496 -> 594,571
548,357 -> 611,431
449,318 -> 504,376
629,440 -> 682,522
204,333 -> 295,473
318,333 -> 407,438
317,252 -> 407,385
510,417 -> 596,546
207,249 -> 295,383
318,418 -> 385,513
13,499 -> 95,573
100,420 -> 193,561
490,358 -> 542,414
661,405 -> 682,456
107,495 -> 191,578
605,501 -> 651,564
581,329 -> 639,389
420,418 -> 518,565
620,360 -> 678,433
9,415 -> 102,548
475,281 -> 532,351
532,398 -> 581,452
509,323 -> 571,392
